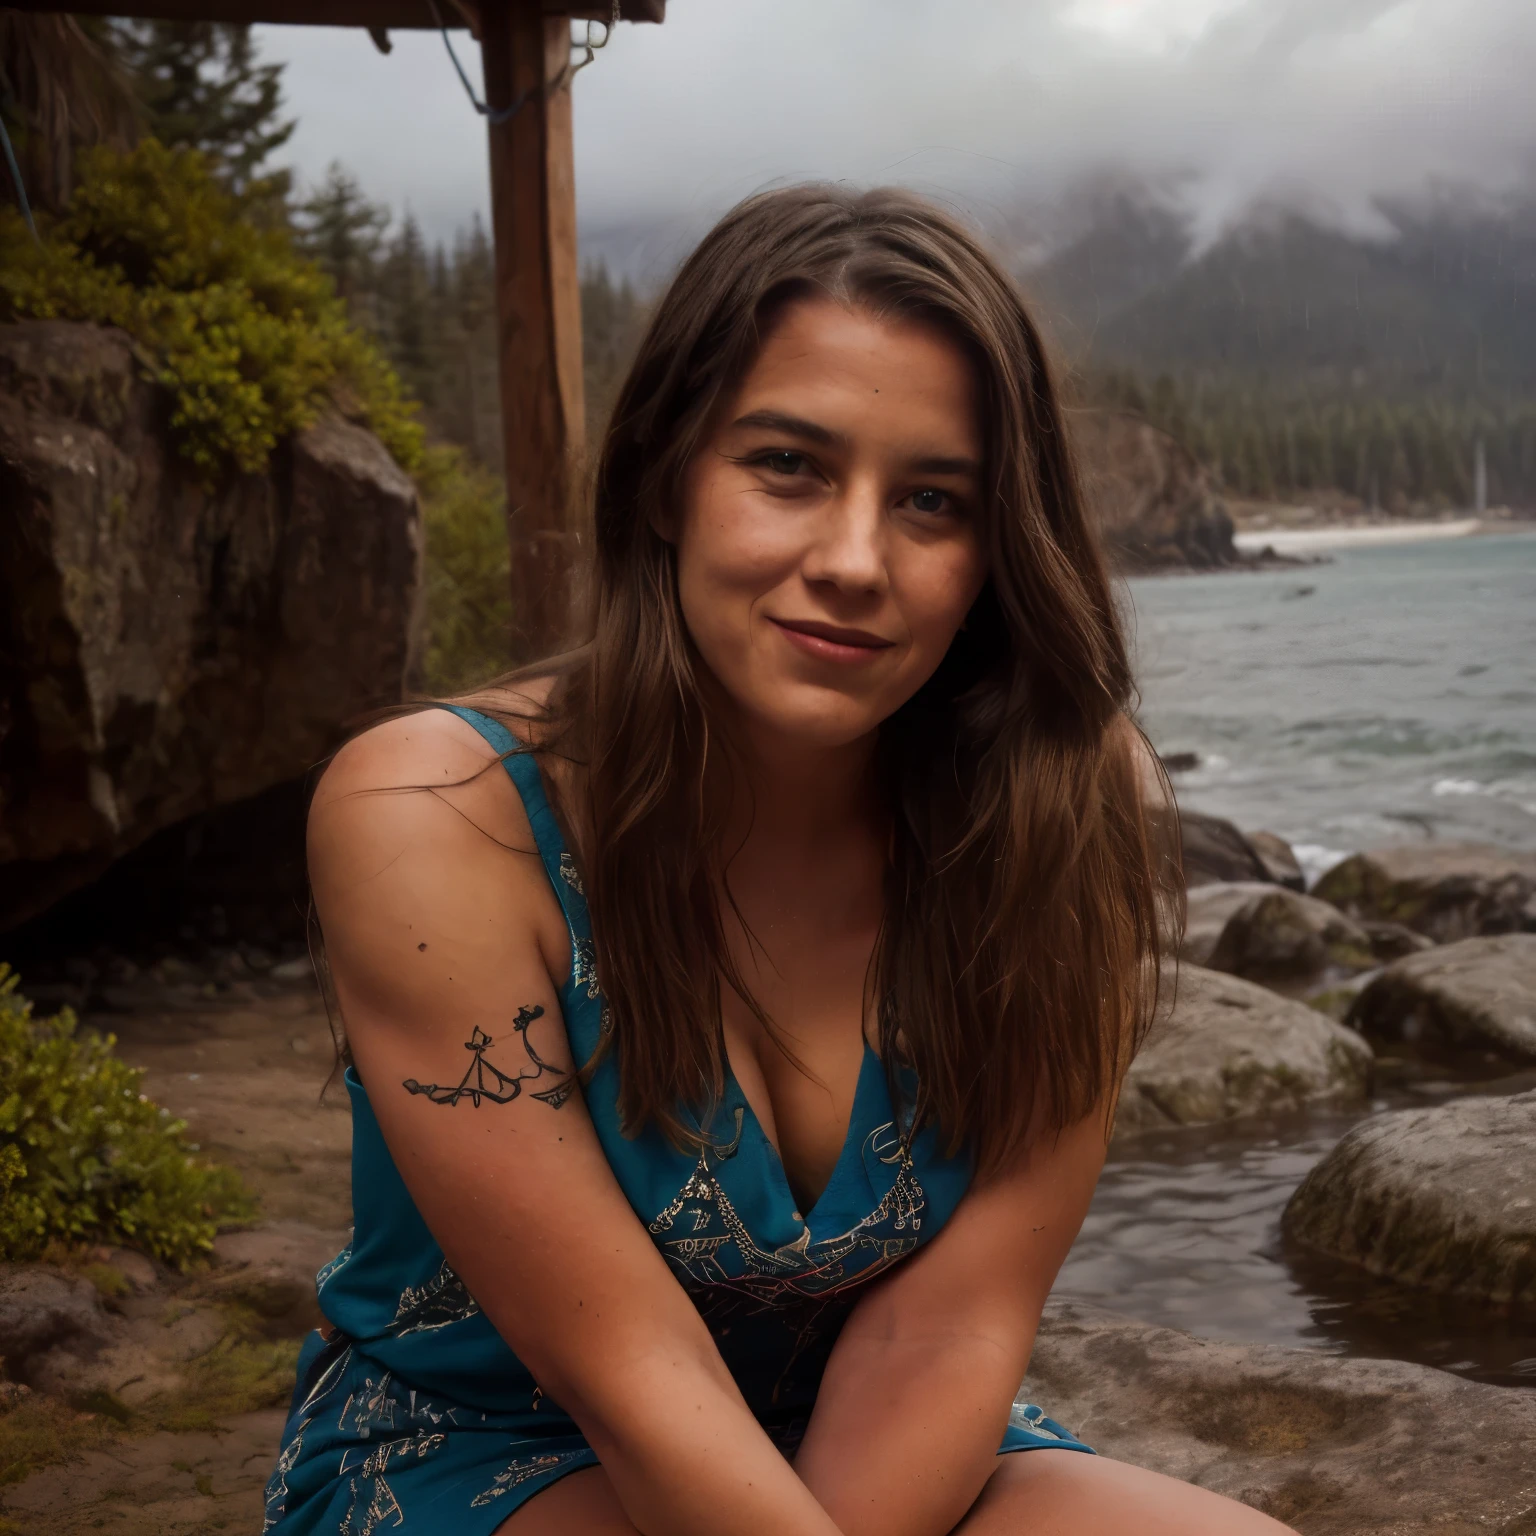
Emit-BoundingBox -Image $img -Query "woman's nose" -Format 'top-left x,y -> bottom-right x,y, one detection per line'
801,479 -> 888,595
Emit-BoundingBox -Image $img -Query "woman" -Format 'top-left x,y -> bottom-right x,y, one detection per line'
266,185 -> 1294,1536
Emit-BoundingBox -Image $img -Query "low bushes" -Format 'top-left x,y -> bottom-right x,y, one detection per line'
0,967 -> 255,1267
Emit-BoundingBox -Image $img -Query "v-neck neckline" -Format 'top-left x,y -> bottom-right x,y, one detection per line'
721,1040 -> 882,1236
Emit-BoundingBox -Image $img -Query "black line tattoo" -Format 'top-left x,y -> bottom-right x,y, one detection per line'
403,1004 -> 573,1109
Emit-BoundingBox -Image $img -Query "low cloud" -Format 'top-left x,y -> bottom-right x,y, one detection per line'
263,0 -> 1536,270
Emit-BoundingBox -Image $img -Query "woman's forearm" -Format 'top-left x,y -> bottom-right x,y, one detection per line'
793,1332 -> 1027,1536
556,1344 -> 847,1536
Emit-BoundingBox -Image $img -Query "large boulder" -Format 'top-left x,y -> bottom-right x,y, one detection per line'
1072,408 -> 1239,570
1348,934 -> 1536,1062
1313,842 -> 1536,944
1021,1300 -> 1536,1533
0,320 -> 423,930
1283,1090 -> 1536,1307
1206,887 -> 1376,984
1115,965 -> 1373,1138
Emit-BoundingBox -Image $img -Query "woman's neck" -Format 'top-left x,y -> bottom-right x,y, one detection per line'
718,712 -> 884,862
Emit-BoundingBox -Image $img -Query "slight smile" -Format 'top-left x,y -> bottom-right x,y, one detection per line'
768,617 -> 896,663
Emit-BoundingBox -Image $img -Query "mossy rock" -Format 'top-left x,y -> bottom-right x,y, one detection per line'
1314,844 -> 1536,944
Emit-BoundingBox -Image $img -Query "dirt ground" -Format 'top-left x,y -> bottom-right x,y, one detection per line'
0,984 -> 351,1536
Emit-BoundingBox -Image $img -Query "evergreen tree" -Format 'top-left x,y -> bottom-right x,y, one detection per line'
296,162 -> 389,311
114,20 -> 293,198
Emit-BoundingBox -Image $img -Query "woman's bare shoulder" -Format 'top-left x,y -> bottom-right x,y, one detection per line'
308,706 -> 543,884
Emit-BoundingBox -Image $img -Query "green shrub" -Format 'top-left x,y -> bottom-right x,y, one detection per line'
0,138 -> 422,481
0,967 -> 255,1267
419,442 -> 515,693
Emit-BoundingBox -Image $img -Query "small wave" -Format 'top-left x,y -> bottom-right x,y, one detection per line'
1292,843 -> 1353,890
1432,778 -> 1483,797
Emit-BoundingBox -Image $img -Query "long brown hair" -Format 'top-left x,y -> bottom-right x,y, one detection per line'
465,184 -> 1176,1172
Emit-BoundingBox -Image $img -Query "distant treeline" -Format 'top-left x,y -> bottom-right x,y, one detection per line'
295,166 -> 649,474
1090,370 -> 1536,512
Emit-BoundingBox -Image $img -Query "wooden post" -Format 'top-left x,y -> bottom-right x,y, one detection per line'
481,2 -> 586,661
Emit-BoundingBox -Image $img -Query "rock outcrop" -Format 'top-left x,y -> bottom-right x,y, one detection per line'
1115,964 -> 1373,1138
1313,842 -> 1536,944
1072,408 -> 1240,570
0,320 -> 424,930
1348,934 -> 1536,1062
1282,1090 -> 1536,1306
1021,1300 -> 1536,1533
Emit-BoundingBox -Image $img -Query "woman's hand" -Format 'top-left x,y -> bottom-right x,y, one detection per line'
309,708 -> 844,1536
791,1107 -> 1111,1536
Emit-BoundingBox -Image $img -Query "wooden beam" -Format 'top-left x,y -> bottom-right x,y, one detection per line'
5,0 -> 665,28
482,2 -> 586,660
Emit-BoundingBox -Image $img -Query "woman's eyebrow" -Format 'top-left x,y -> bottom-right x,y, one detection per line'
910,453 -> 981,478
730,409 -> 980,477
730,408 -> 842,446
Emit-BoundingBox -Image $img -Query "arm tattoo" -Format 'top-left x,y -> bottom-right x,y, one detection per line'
403,1004 -> 574,1110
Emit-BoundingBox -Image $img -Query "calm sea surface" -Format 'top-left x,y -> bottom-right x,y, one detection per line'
1053,530 -> 1536,1388
1123,529 -> 1536,880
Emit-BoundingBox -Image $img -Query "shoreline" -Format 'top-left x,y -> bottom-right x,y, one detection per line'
1230,515 -> 1508,556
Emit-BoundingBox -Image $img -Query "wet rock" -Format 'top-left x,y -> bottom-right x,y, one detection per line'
1248,830 -> 1306,891
1207,888 -> 1376,984
1115,965 -> 1373,1138
1180,811 -> 1274,887
208,1221 -> 350,1334
0,1265 -> 112,1382
1348,934 -> 1536,1062
1313,842 -> 1536,943
1021,1299 -> 1536,1533
1283,1091 -> 1536,1307
1180,881 -> 1276,966
0,319 -> 424,930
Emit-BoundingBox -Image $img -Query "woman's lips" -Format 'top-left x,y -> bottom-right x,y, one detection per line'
769,617 -> 895,663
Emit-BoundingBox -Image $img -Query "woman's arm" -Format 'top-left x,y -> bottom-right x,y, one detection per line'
791,1108 -> 1110,1536
310,711 -> 843,1536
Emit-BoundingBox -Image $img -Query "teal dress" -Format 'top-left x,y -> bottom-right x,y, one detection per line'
263,706 -> 1090,1534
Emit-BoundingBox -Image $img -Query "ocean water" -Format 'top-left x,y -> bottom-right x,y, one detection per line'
1053,530 -> 1536,1387
1124,529 -> 1536,881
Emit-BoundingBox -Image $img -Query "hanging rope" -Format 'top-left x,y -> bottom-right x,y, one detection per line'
0,111 -> 39,244
426,0 -> 618,126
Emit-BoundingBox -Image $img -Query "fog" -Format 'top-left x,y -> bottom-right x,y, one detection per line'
262,0 -> 1536,271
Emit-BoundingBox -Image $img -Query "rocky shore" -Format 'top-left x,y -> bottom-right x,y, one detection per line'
3,817 -> 1535,1530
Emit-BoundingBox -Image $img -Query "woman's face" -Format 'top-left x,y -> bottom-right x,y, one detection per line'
674,296 -> 989,752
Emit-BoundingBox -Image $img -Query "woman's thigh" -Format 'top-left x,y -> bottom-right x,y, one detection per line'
956,1450 -> 1298,1536
495,1465 -> 640,1536
497,1450 -> 1300,1536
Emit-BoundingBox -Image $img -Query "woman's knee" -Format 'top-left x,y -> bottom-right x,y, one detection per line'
955,1449 -> 1299,1536
495,1466 -> 642,1535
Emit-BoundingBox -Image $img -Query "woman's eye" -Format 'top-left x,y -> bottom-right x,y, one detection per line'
759,451 -> 806,476
909,488 -> 949,515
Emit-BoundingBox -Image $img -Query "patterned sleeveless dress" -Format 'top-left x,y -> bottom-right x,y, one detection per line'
263,706 -> 1091,1534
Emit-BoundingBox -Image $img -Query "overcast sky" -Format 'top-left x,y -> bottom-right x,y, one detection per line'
259,0 -> 1536,274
